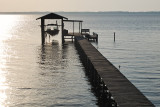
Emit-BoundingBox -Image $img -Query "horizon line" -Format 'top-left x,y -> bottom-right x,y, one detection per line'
0,11 -> 160,14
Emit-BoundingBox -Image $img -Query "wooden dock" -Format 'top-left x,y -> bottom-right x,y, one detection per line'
63,32 -> 81,42
64,32 -> 98,42
75,36 -> 154,107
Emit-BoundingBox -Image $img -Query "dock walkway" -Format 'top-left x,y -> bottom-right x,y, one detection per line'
75,36 -> 154,107
64,32 -> 98,42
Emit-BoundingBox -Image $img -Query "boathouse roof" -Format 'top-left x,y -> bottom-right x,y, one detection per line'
36,13 -> 68,20
63,20 -> 83,22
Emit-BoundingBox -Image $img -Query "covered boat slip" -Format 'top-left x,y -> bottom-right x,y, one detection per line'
36,13 -> 83,44
36,13 -> 67,44
36,13 -> 98,44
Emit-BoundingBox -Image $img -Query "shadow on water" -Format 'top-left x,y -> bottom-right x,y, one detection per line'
36,41 -> 99,107
39,41 -> 68,71
81,62 -> 117,107
39,41 -> 111,107
37,40 -> 115,107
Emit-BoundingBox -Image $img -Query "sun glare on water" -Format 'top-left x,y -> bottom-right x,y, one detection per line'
0,15 -> 20,41
0,15 -> 19,107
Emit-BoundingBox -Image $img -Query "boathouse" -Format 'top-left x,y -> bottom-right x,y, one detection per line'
36,13 -> 67,44
36,13 -> 83,44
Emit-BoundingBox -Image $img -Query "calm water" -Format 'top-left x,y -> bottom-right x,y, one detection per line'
0,12 -> 160,106
0,14 -> 97,107
59,12 -> 160,106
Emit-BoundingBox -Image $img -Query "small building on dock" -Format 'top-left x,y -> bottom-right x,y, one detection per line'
36,13 -> 68,44
36,13 -> 83,44
36,13 -> 98,44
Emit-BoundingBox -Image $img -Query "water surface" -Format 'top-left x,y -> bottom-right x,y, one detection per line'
0,12 -> 160,106
0,14 -> 97,107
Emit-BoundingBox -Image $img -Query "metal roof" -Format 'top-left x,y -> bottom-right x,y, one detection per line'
36,13 -> 68,20
63,20 -> 83,22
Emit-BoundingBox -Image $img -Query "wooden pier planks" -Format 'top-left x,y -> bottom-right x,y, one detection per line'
75,36 -> 154,107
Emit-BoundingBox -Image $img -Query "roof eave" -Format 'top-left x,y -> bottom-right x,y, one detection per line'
36,13 -> 68,20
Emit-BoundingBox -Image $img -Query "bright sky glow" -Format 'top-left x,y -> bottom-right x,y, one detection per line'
0,0 -> 160,12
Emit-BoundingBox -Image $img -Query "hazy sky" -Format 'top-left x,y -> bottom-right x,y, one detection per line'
0,0 -> 160,12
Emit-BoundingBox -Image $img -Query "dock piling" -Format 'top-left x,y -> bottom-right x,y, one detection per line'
41,19 -> 45,45
114,32 -> 115,42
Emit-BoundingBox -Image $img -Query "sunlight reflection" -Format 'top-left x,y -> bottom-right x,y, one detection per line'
0,75 -> 7,107
0,15 -> 19,107
0,15 -> 20,41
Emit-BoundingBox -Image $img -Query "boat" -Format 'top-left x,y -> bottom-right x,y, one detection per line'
45,21 -> 59,36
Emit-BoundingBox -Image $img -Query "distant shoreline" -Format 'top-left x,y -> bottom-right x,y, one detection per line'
0,11 -> 160,14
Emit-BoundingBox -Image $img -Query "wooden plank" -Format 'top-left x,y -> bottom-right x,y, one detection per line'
75,36 -> 154,107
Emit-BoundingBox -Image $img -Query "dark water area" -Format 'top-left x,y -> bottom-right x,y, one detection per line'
0,12 -> 160,106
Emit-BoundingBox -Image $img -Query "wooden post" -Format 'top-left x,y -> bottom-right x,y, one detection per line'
73,21 -> 74,35
41,19 -> 45,45
81,22 -> 82,34
72,21 -> 74,42
119,65 -> 121,70
79,22 -> 80,33
114,32 -> 115,42
62,19 -> 64,44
